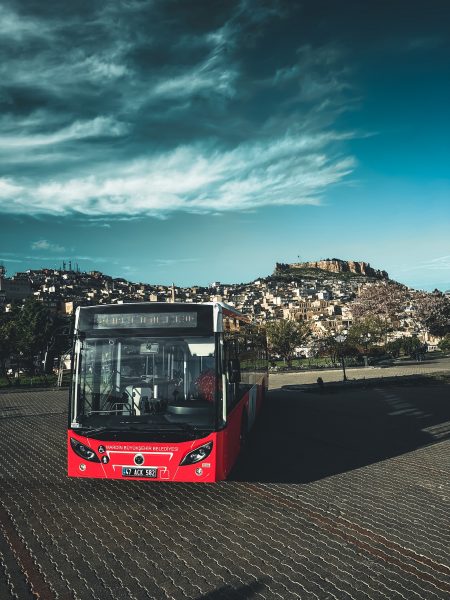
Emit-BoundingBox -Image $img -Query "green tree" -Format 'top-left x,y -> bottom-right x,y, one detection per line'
266,319 -> 310,366
401,336 -> 422,357
311,335 -> 339,365
385,338 -> 403,358
14,299 -> 58,373
44,319 -> 73,373
347,316 -> 386,354
0,313 -> 18,378
438,334 -> 450,352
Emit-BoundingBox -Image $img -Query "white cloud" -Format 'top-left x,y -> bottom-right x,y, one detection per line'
0,3 -> 358,222
153,68 -> 237,99
0,117 -> 128,150
84,57 -> 127,80
0,131 -> 355,217
419,256 -> 450,270
151,20 -> 240,101
0,178 -> 23,198
85,221 -> 112,228
155,258 -> 199,266
31,240 -> 66,252
0,5 -> 51,41
0,257 -> 22,264
399,255 -> 450,273
273,45 -> 352,102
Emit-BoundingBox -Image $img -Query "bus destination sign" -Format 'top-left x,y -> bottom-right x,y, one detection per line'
93,312 -> 198,329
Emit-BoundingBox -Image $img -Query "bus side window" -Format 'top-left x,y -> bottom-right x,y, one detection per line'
224,337 -> 239,413
228,358 -> 241,383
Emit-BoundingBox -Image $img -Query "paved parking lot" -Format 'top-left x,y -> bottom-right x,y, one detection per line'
0,383 -> 449,600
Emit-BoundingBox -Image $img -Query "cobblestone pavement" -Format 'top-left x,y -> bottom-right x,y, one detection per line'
0,387 -> 449,600
269,355 -> 450,388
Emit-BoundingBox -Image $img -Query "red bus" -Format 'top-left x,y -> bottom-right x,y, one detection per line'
68,302 -> 268,482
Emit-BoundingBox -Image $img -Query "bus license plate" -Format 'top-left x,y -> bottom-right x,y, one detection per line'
122,467 -> 157,478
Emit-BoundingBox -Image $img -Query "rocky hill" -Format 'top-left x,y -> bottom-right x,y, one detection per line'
275,259 -> 389,280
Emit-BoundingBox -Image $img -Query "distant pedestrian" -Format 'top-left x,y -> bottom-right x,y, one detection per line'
317,376 -> 324,392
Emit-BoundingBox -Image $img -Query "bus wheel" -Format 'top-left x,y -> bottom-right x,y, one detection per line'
240,412 -> 248,450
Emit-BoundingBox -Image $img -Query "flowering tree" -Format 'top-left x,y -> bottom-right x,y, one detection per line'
351,282 -> 410,341
413,291 -> 450,337
352,282 -> 410,322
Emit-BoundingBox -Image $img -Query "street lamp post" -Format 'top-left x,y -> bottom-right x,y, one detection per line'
335,333 -> 347,382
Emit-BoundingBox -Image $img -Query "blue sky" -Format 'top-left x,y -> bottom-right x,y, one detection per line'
0,0 -> 449,291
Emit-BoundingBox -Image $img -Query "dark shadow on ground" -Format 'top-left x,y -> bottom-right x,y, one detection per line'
230,374 -> 450,484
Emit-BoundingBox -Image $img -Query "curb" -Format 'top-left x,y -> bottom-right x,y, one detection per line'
280,374 -> 447,393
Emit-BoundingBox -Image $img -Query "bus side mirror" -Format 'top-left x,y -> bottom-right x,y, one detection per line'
228,359 -> 241,383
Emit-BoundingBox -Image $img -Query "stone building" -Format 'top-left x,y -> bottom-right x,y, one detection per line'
0,265 -> 32,301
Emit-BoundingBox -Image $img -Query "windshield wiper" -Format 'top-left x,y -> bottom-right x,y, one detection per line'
166,423 -> 211,436
78,426 -> 109,435
77,422 -> 208,438
122,423 -> 204,437
171,422 -> 199,432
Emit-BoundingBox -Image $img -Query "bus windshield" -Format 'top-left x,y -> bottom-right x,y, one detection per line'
72,336 -> 218,432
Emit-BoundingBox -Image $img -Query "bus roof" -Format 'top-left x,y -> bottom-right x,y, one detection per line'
77,301 -> 248,316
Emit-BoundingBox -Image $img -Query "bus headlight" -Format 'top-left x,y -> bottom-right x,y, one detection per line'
180,441 -> 213,466
70,438 -> 100,462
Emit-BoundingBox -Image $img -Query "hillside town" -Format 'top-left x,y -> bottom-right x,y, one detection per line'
1,260 -> 447,350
